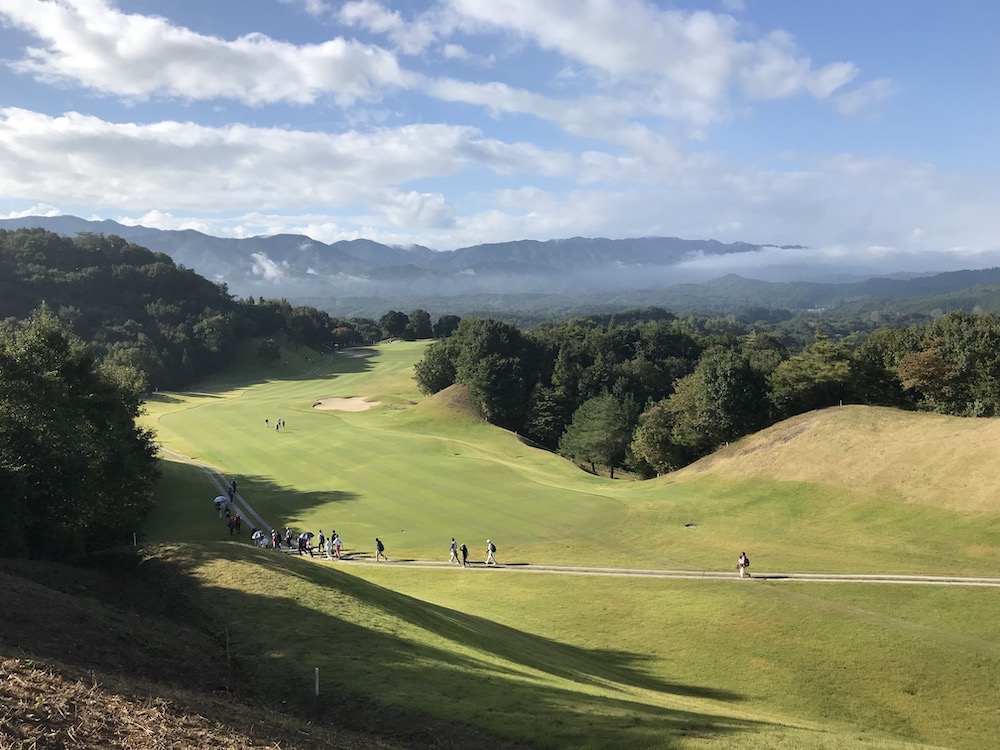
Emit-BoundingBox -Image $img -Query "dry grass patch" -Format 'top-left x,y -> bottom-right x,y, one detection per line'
677,405 -> 1000,512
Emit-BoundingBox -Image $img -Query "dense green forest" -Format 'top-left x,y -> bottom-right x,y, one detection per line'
0,228 -> 439,390
415,308 -> 1000,476
0,310 -> 160,558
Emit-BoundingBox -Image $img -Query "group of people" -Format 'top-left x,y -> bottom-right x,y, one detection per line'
225,494 -> 750,576
264,418 -> 286,432
259,526 -> 347,560
317,529 -> 343,560
448,537 -> 497,566
214,495 -> 243,537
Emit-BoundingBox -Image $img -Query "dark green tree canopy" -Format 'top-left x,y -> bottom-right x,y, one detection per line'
0,310 -> 160,559
558,394 -> 631,478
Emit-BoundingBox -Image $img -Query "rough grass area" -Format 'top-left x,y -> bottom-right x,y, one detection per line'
679,405 -> 1000,513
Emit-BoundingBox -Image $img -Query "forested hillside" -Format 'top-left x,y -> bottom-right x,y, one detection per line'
416,309 -> 1000,476
0,228 -> 385,390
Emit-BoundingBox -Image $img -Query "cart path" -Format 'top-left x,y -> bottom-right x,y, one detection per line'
158,448 -> 1000,588
158,447 -> 272,536
295,556 -> 1000,587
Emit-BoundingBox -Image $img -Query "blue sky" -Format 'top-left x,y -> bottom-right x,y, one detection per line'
1,0 -> 998,273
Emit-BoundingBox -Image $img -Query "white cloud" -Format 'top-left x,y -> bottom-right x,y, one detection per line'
1,0 -> 411,105
834,78 -> 895,117
115,209 -> 214,234
280,0 -> 333,17
1,203 -> 63,219
338,0 -> 440,55
250,252 -> 289,281
379,191 -> 457,229
0,107 -> 550,211
443,0 -> 858,132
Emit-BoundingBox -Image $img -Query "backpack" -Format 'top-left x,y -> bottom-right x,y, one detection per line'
489,542 -> 497,553
743,556 -> 750,568
377,539 -> 384,552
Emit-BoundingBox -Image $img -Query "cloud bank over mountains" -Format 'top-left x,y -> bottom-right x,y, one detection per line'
1,1 -> 998,269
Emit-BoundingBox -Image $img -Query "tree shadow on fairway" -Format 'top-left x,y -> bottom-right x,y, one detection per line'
169,545 -> 769,749
189,349 -> 379,394
152,467 -> 364,546
225,473 -> 361,524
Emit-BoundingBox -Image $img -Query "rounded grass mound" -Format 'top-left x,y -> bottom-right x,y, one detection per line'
677,405 -> 1000,513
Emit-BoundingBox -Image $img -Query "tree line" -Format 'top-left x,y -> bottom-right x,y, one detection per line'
415,310 -> 1000,476
0,229 -> 452,391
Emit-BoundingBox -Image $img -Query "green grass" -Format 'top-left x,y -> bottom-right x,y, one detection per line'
140,342 -> 1000,749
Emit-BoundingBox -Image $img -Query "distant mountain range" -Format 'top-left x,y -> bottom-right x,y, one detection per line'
0,214 -> 803,294
5,215 -> 1000,319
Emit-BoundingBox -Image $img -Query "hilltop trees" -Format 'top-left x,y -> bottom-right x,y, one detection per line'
558,394 -> 632,478
415,318 -> 538,430
0,228 -> 384,389
0,310 -> 159,559
379,310 -> 409,339
416,308 -> 1000,478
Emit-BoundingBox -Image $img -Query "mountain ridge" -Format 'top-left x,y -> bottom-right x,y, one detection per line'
6,215 -> 1000,319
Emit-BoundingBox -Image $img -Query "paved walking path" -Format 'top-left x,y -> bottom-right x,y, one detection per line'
159,445 -> 1000,588
159,447 -> 272,536
318,558 -> 1000,587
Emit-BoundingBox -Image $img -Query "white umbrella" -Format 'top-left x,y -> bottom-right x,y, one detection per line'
251,530 -> 264,540
300,531 -> 315,539
214,496 -> 227,503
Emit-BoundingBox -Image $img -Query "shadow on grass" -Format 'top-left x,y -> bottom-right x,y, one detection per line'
179,349 -> 379,395
165,544 -> 770,749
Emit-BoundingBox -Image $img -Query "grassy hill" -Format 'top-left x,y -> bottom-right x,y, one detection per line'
4,342 -> 999,749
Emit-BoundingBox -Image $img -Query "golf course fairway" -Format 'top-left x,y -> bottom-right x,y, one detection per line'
141,341 -> 1000,749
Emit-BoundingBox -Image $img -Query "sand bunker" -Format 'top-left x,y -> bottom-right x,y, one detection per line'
338,348 -> 376,358
312,397 -> 380,412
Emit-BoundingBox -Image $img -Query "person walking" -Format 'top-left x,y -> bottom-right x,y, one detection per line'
298,534 -> 314,557
460,543 -> 468,567
486,539 -> 497,566
318,530 -> 325,552
271,529 -> 279,549
449,537 -> 459,564
333,533 -> 342,560
375,537 -> 387,561
284,527 -> 293,549
737,551 -> 750,578
234,513 -> 242,533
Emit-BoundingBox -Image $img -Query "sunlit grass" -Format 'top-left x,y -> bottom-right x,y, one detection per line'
142,341 -> 1000,748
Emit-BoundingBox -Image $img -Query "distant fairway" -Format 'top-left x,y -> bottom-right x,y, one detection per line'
142,342 -> 1000,749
